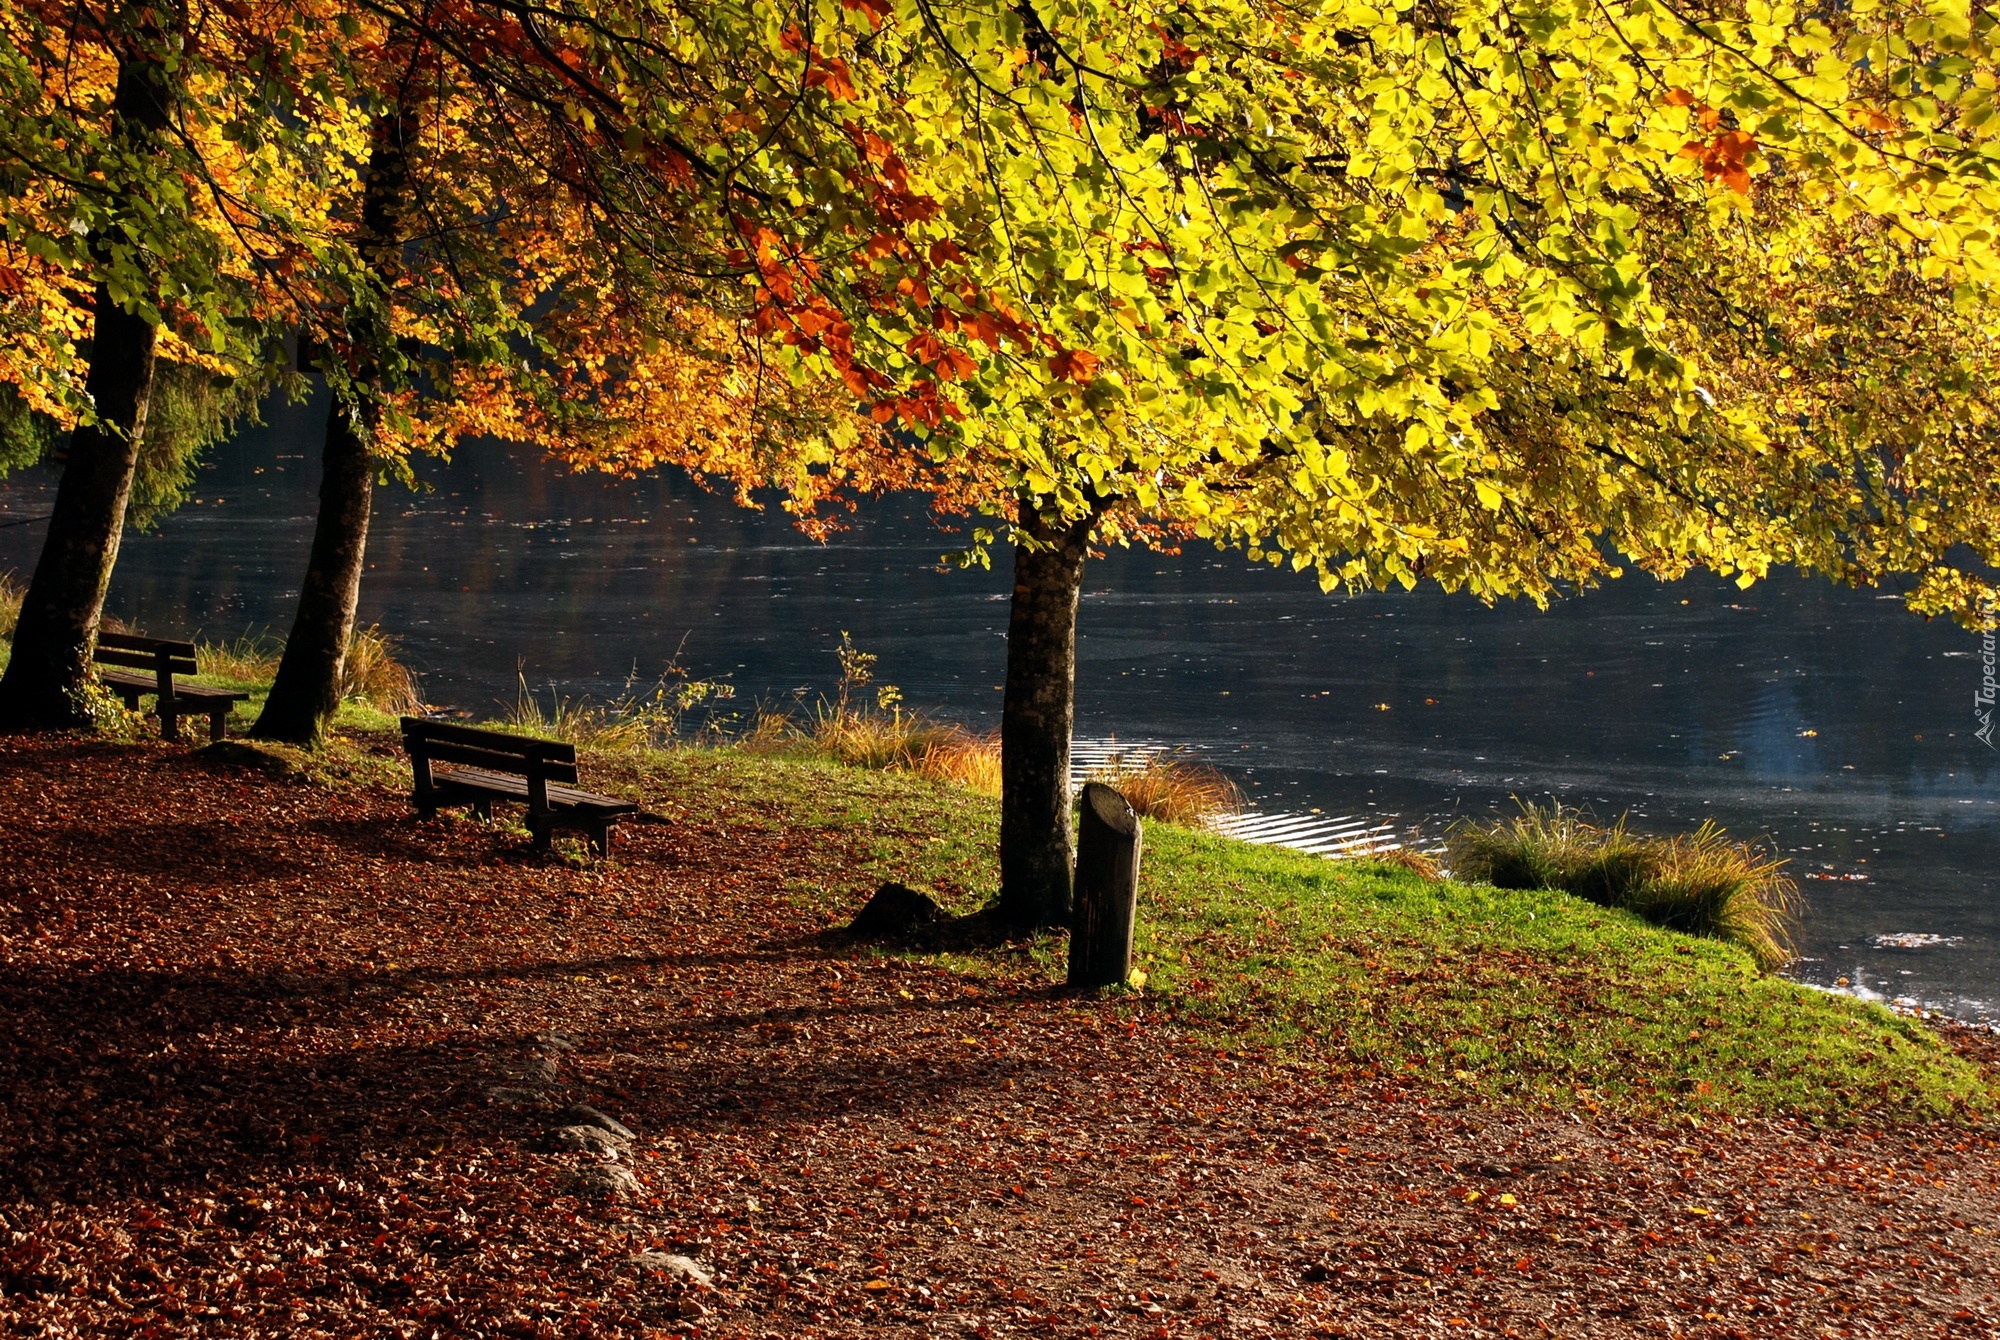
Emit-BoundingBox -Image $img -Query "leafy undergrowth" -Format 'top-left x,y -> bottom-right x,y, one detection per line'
5,731 -> 2000,1340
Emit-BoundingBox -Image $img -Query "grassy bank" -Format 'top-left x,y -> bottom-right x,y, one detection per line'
575,746 -> 1994,1125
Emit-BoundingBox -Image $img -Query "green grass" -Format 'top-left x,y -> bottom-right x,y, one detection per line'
583,746 -> 1994,1126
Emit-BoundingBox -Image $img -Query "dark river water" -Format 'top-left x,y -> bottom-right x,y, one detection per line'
5,394 -> 1997,1020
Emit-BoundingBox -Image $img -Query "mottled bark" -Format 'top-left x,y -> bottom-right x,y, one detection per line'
998,510 -> 1094,929
0,39 -> 174,731
252,112 -> 413,745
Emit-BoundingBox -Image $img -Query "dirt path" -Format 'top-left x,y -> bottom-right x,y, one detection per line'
3,735 -> 1997,1338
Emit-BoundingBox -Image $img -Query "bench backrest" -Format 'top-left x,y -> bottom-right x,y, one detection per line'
96,631 -> 198,679
401,717 -> 580,784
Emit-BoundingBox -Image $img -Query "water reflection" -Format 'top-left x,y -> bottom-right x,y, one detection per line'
2,398 -> 1995,1020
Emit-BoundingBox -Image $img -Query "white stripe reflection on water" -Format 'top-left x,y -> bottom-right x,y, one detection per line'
1071,736 -> 1405,859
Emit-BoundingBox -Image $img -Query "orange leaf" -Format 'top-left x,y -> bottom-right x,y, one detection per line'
1663,87 -> 1695,107
840,0 -> 891,24
805,54 -> 859,101
1048,348 -> 1100,383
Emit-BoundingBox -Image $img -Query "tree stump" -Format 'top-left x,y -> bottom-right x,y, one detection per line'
1069,782 -> 1142,988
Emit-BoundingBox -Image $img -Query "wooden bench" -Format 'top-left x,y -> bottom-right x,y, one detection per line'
95,632 -> 250,742
401,717 -> 638,856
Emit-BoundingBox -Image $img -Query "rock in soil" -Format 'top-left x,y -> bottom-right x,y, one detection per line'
557,1103 -> 635,1140
631,1253 -> 713,1288
847,881 -> 943,938
548,1124 -> 628,1158
566,1164 -> 643,1199
487,1085 -> 550,1106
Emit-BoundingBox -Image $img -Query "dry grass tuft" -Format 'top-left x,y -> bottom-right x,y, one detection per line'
0,570 -> 22,644
1446,802 -> 1799,969
1086,749 -> 1242,827
810,705 -> 963,771
341,625 -> 426,714
912,731 -> 1002,795
197,633 -> 282,684
502,667 -> 733,751
1365,846 -> 1444,880
191,625 -> 422,713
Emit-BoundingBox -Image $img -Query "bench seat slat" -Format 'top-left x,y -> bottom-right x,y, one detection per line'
99,670 -> 247,703
411,737 -> 581,783
429,766 -> 638,815
159,688 -> 251,706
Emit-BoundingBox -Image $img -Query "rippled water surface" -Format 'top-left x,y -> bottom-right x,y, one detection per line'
5,399 -> 1996,1017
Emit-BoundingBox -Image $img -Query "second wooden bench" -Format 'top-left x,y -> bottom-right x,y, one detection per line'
401,717 -> 638,856
96,632 -> 250,742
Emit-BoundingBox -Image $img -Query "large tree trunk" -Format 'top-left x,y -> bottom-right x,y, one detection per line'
997,510 -> 1094,929
0,38 -> 174,731
252,111 -> 413,746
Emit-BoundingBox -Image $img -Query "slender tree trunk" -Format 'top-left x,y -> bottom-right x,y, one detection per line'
998,510 -> 1094,929
0,39 -> 173,731
252,111 -> 413,745
250,401 -> 376,742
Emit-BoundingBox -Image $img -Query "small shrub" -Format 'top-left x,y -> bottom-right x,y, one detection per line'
1086,749 -> 1242,827
1446,802 -> 1799,969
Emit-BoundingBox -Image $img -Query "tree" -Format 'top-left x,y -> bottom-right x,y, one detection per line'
609,0 -> 2000,928
251,93 -> 418,742
0,4 -> 184,727
0,0 -> 349,727
243,6 -> 877,743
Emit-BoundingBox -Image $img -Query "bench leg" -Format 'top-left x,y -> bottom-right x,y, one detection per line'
472,798 -> 493,822
209,711 -> 228,743
530,819 -> 552,853
590,823 -> 613,858
159,710 -> 181,743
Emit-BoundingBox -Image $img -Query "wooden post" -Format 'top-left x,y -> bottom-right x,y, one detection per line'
153,646 -> 179,742
1068,782 -> 1142,988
